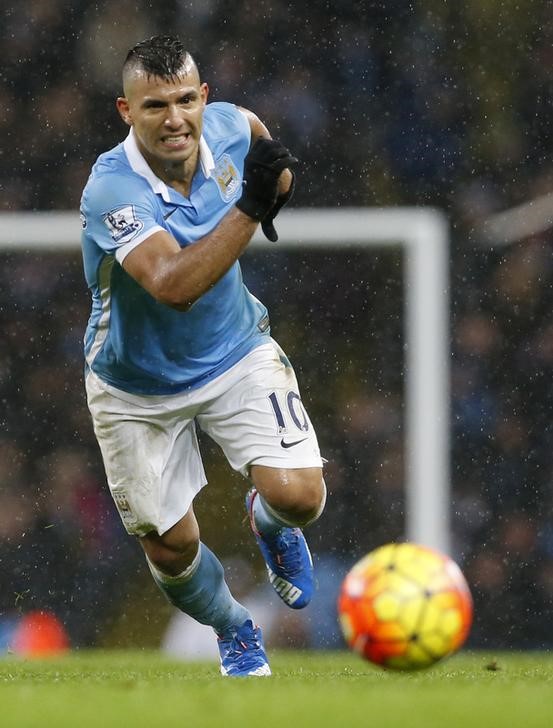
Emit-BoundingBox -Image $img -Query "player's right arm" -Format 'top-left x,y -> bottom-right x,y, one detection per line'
123,137 -> 295,311
122,209 -> 258,311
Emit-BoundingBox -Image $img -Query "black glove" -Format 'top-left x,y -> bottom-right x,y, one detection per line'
261,171 -> 296,242
236,138 -> 298,222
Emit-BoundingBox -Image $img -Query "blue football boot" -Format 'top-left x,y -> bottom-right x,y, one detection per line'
218,619 -> 271,677
245,488 -> 314,609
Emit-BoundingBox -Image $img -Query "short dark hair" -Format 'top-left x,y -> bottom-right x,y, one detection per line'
123,35 -> 196,80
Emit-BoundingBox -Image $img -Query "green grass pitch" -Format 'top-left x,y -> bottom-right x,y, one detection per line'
1,650 -> 553,728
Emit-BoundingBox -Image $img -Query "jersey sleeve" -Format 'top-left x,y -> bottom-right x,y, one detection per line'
234,105 -> 252,143
81,171 -> 164,264
204,102 -> 252,147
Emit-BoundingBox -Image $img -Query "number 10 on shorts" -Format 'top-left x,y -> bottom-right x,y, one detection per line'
268,391 -> 310,434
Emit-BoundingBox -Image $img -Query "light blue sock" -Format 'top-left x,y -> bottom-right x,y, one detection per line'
251,492 -> 293,536
148,543 -> 252,638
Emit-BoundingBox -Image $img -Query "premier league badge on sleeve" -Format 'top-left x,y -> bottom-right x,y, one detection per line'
103,204 -> 144,244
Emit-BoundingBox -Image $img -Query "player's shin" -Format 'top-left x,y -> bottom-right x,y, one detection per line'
146,543 -> 252,637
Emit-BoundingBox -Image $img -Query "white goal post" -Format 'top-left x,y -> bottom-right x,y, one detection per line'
0,207 -> 451,554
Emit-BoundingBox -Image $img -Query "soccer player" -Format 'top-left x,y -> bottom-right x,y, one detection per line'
80,36 -> 326,676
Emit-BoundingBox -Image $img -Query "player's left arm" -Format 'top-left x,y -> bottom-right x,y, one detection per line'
238,107 -> 293,196
238,107 -> 295,242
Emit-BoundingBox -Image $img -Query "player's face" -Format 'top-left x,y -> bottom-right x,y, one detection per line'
117,66 -> 209,170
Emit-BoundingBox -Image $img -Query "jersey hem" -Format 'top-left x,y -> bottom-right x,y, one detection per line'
90,335 -> 271,397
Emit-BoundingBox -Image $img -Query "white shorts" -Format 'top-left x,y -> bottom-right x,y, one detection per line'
85,341 -> 323,537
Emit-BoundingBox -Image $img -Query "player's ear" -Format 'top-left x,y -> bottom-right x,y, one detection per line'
116,97 -> 132,126
200,82 -> 209,105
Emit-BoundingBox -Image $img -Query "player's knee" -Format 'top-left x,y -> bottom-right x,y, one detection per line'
140,514 -> 200,576
291,474 -> 326,527
143,535 -> 200,576
258,469 -> 326,527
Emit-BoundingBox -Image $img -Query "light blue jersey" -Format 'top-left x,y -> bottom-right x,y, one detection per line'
80,102 -> 270,395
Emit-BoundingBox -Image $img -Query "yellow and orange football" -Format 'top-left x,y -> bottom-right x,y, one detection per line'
338,542 -> 473,670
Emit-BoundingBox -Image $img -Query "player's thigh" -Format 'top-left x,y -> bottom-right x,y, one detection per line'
196,341 -> 323,477
86,372 -> 206,536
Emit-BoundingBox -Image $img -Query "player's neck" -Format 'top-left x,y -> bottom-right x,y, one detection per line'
150,151 -> 199,198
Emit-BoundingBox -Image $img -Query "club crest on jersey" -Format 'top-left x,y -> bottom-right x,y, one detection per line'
214,154 -> 241,202
103,204 -> 144,244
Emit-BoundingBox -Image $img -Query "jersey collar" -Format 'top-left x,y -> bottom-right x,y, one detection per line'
123,128 -> 216,202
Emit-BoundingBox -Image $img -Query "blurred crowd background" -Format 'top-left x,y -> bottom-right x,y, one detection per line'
2,0 -> 553,654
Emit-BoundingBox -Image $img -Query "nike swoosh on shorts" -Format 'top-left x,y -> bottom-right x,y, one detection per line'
280,438 -> 308,449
